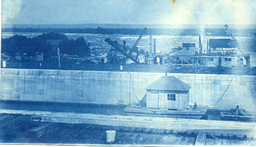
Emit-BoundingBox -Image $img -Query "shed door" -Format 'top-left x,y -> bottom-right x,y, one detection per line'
167,94 -> 178,110
147,93 -> 159,108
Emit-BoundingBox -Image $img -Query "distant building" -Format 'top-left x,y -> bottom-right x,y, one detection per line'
208,39 -> 238,56
46,39 -> 62,52
182,43 -> 196,48
167,43 -> 198,65
203,39 -> 245,67
36,52 -> 43,61
172,43 -> 197,56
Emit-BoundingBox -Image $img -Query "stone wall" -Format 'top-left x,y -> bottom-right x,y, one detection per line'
1,69 -> 255,111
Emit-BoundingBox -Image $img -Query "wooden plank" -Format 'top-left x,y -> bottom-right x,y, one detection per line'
1,109 -> 255,136
195,132 -> 207,145
0,115 -> 12,122
28,123 -> 53,138
30,123 -> 52,132
121,127 -> 130,131
143,128 -> 151,132
222,133 -> 229,137
134,128 -> 142,132
0,115 -> 20,126
236,134 -> 243,138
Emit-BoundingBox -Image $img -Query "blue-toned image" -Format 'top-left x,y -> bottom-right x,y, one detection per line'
1,0 -> 256,146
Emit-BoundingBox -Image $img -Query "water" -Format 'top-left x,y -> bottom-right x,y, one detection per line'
2,32 -> 255,55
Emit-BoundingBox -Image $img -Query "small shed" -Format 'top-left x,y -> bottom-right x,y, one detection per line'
145,76 -> 191,110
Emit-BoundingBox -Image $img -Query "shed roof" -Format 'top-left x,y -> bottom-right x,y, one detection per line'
146,76 -> 191,93
209,39 -> 238,48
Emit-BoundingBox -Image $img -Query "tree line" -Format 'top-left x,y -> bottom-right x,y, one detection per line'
2,27 -> 204,36
1,32 -> 91,60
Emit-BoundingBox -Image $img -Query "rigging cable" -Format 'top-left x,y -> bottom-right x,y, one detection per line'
212,76 -> 235,108
129,72 -> 140,102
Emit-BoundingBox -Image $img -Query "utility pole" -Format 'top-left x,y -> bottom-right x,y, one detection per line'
129,74 -> 131,105
57,48 -> 61,68
150,35 -> 153,55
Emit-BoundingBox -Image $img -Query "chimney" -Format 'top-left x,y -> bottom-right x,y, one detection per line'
154,39 -> 156,55
150,35 -> 152,55
199,36 -> 202,55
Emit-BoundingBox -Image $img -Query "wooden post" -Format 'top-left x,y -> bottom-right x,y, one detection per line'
195,132 -> 207,145
154,39 -> 156,55
218,57 -> 222,67
158,94 -> 160,108
150,35 -> 152,55
57,48 -> 61,68
129,74 -> 131,105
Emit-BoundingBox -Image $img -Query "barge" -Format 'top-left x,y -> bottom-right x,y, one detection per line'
220,105 -> 256,122
124,106 -> 207,119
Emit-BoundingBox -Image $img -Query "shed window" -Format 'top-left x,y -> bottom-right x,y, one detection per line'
167,94 -> 176,101
225,58 -> 231,61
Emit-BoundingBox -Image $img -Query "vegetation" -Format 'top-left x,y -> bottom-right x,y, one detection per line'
3,27 -> 255,36
59,37 -> 90,57
1,32 -> 91,60
2,27 -> 202,36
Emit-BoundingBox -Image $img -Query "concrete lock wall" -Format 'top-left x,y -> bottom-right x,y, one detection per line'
170,74 -> 256,111
1,69 -> 256,111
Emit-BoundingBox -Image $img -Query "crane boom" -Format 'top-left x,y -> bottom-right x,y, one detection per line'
131,27 -> 147,50
104,38 -> 140,64
224,24 -> 243,54
105,28 -> 147,64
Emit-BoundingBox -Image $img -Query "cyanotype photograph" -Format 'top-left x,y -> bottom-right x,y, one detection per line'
1,0 -> 256,146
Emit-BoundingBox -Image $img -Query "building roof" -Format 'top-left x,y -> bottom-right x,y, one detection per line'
182,43 -> 195,47
46,39 -> 62,46
209,39 -> 238,48
146,76 -> 191,93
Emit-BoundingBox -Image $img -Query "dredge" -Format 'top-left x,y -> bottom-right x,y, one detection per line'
105,25 -> 251,68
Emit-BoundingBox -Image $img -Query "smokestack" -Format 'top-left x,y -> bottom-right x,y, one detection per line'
218,57 -> 222,67
150,35 -> 152,55
123,40 -> 126,47
154,39 -> 156,55
199,36 -> 202,55
57,48 -> 61,68
207,40 -> 209,54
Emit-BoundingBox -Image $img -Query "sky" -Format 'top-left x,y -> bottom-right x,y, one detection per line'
1,0 -> 256,26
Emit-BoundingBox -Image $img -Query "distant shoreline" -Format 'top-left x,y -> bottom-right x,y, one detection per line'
2,27 -> 256,37
2,23 -> 256,29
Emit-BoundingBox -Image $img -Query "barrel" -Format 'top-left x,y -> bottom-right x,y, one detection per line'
106,130 -> 116,143
2,61 -> 6,68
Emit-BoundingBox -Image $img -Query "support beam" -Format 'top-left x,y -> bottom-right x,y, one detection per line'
105,38 -> 140,64
150,35 -> 153,55
195,132 -> 207,145
132,27 -> 147,50
154,39 -> 156,55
